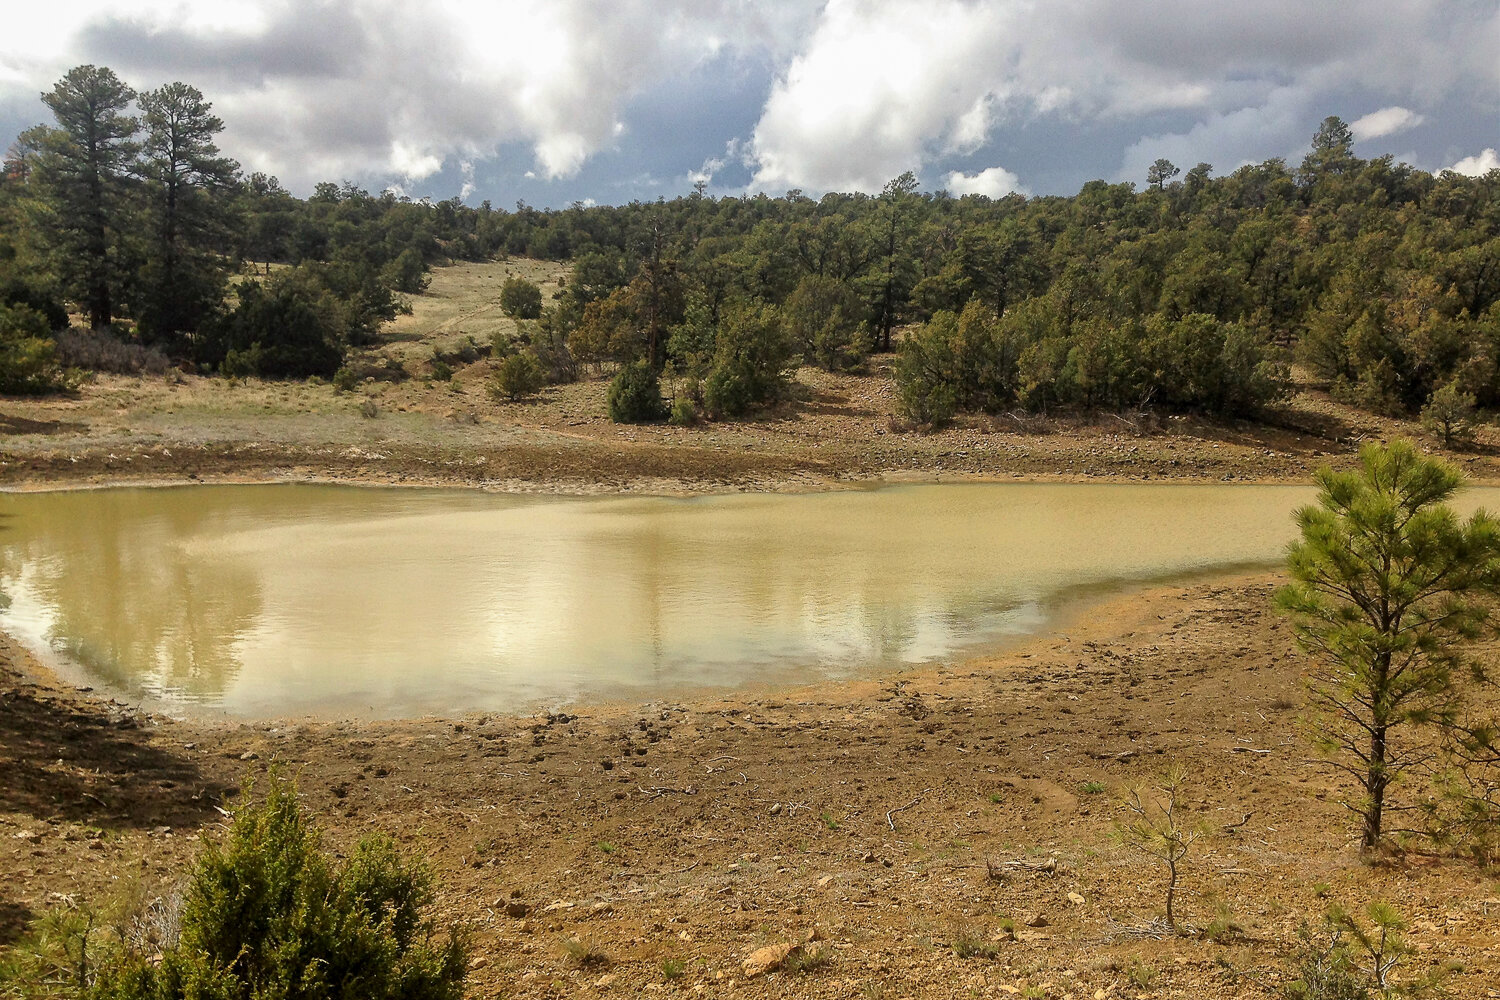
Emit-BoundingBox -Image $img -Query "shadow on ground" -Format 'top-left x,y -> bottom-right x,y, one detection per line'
0,899 -> 32,946
0,660 -> 232,832
0,414 -> 86,437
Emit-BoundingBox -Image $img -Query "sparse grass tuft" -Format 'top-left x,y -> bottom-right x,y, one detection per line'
560,935 -> 609,969
660,957 -> 686,981
1079,780 -> 1107,795
820,811 -> 840,831
952,926 -> 1001,960
1127,957 -> 1158,989
786,944 -> 835,974
1204,901 -> 1246,943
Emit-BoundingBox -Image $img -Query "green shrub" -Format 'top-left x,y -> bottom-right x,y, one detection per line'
91,775 -> 467,1000
703,305 -> 793,418
1421,380 -> 1477,448
0,302 -> 69,395
783,274 -> 869,371
607,361 -> 666,423
702,361 -> 756,418
382,248 -> 430,295
491,353 -> 545,401
669,397 -> 697,426
214,271 -> 345,378
499,277 -> 543,320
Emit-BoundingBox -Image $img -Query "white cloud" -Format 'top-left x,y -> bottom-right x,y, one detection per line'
944,166 -> 1027,199
748,0 -> 1499,194
1350,106 -> 1424,141
1450,148 -> 1500,176
1114,87 -> 1311,185
2,1 -> 1496,199
0,0 -> 819,192
749,0 -> 1020,194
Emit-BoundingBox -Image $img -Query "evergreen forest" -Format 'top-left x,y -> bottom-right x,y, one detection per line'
3,65 -> 1498,429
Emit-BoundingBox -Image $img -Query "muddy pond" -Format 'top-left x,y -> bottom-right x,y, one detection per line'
2,481 -> 1481,718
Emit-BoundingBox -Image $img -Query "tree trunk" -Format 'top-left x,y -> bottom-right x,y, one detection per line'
1165,860 -> 1177,929
1364,722 -> 1388,849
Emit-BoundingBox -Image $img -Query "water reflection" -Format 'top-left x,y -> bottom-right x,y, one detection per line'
0,481 -> 1418,718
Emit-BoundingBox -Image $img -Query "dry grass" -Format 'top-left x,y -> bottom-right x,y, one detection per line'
380,258 -> 567,370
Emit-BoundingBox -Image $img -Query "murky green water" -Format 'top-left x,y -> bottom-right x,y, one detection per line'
2,481 -> 1470,719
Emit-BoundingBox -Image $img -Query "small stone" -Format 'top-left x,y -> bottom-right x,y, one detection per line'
594,973 -> 618,989
1027,914 -> 1049,928
769,802 -> 783,815
742,943 -> 799,977
817,875 -> 834,888
239,751 -> 259,761
505,901 -> 530,918
517,919 -> 535,934
862,852 -> 877,863
468,956 -> 489,971
1067,891 -> 1086,906
590,901 -> 613,916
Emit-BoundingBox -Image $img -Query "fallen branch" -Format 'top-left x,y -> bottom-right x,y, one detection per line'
639,785 -> 698,799
887,788 -> 933,831
1228,747 -> 1273,755
1222,812 -> 1253,832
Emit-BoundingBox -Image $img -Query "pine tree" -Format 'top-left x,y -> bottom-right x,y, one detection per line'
33,66 -> 139,330
135,81 -> 239,348
1275,440 -> 1500,849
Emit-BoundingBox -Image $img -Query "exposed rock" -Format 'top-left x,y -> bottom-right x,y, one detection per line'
1027,914 -> 1049,928
743,942 -> 800,977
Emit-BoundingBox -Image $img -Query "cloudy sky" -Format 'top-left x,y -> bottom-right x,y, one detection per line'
2,1 -> 1496,208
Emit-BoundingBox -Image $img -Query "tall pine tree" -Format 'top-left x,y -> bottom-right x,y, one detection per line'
34,65 -> 138,330
135,82 -> 239,348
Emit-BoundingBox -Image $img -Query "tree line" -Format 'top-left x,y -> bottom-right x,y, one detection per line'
4,67 -> 1499,433
482,117 -> 1499,427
